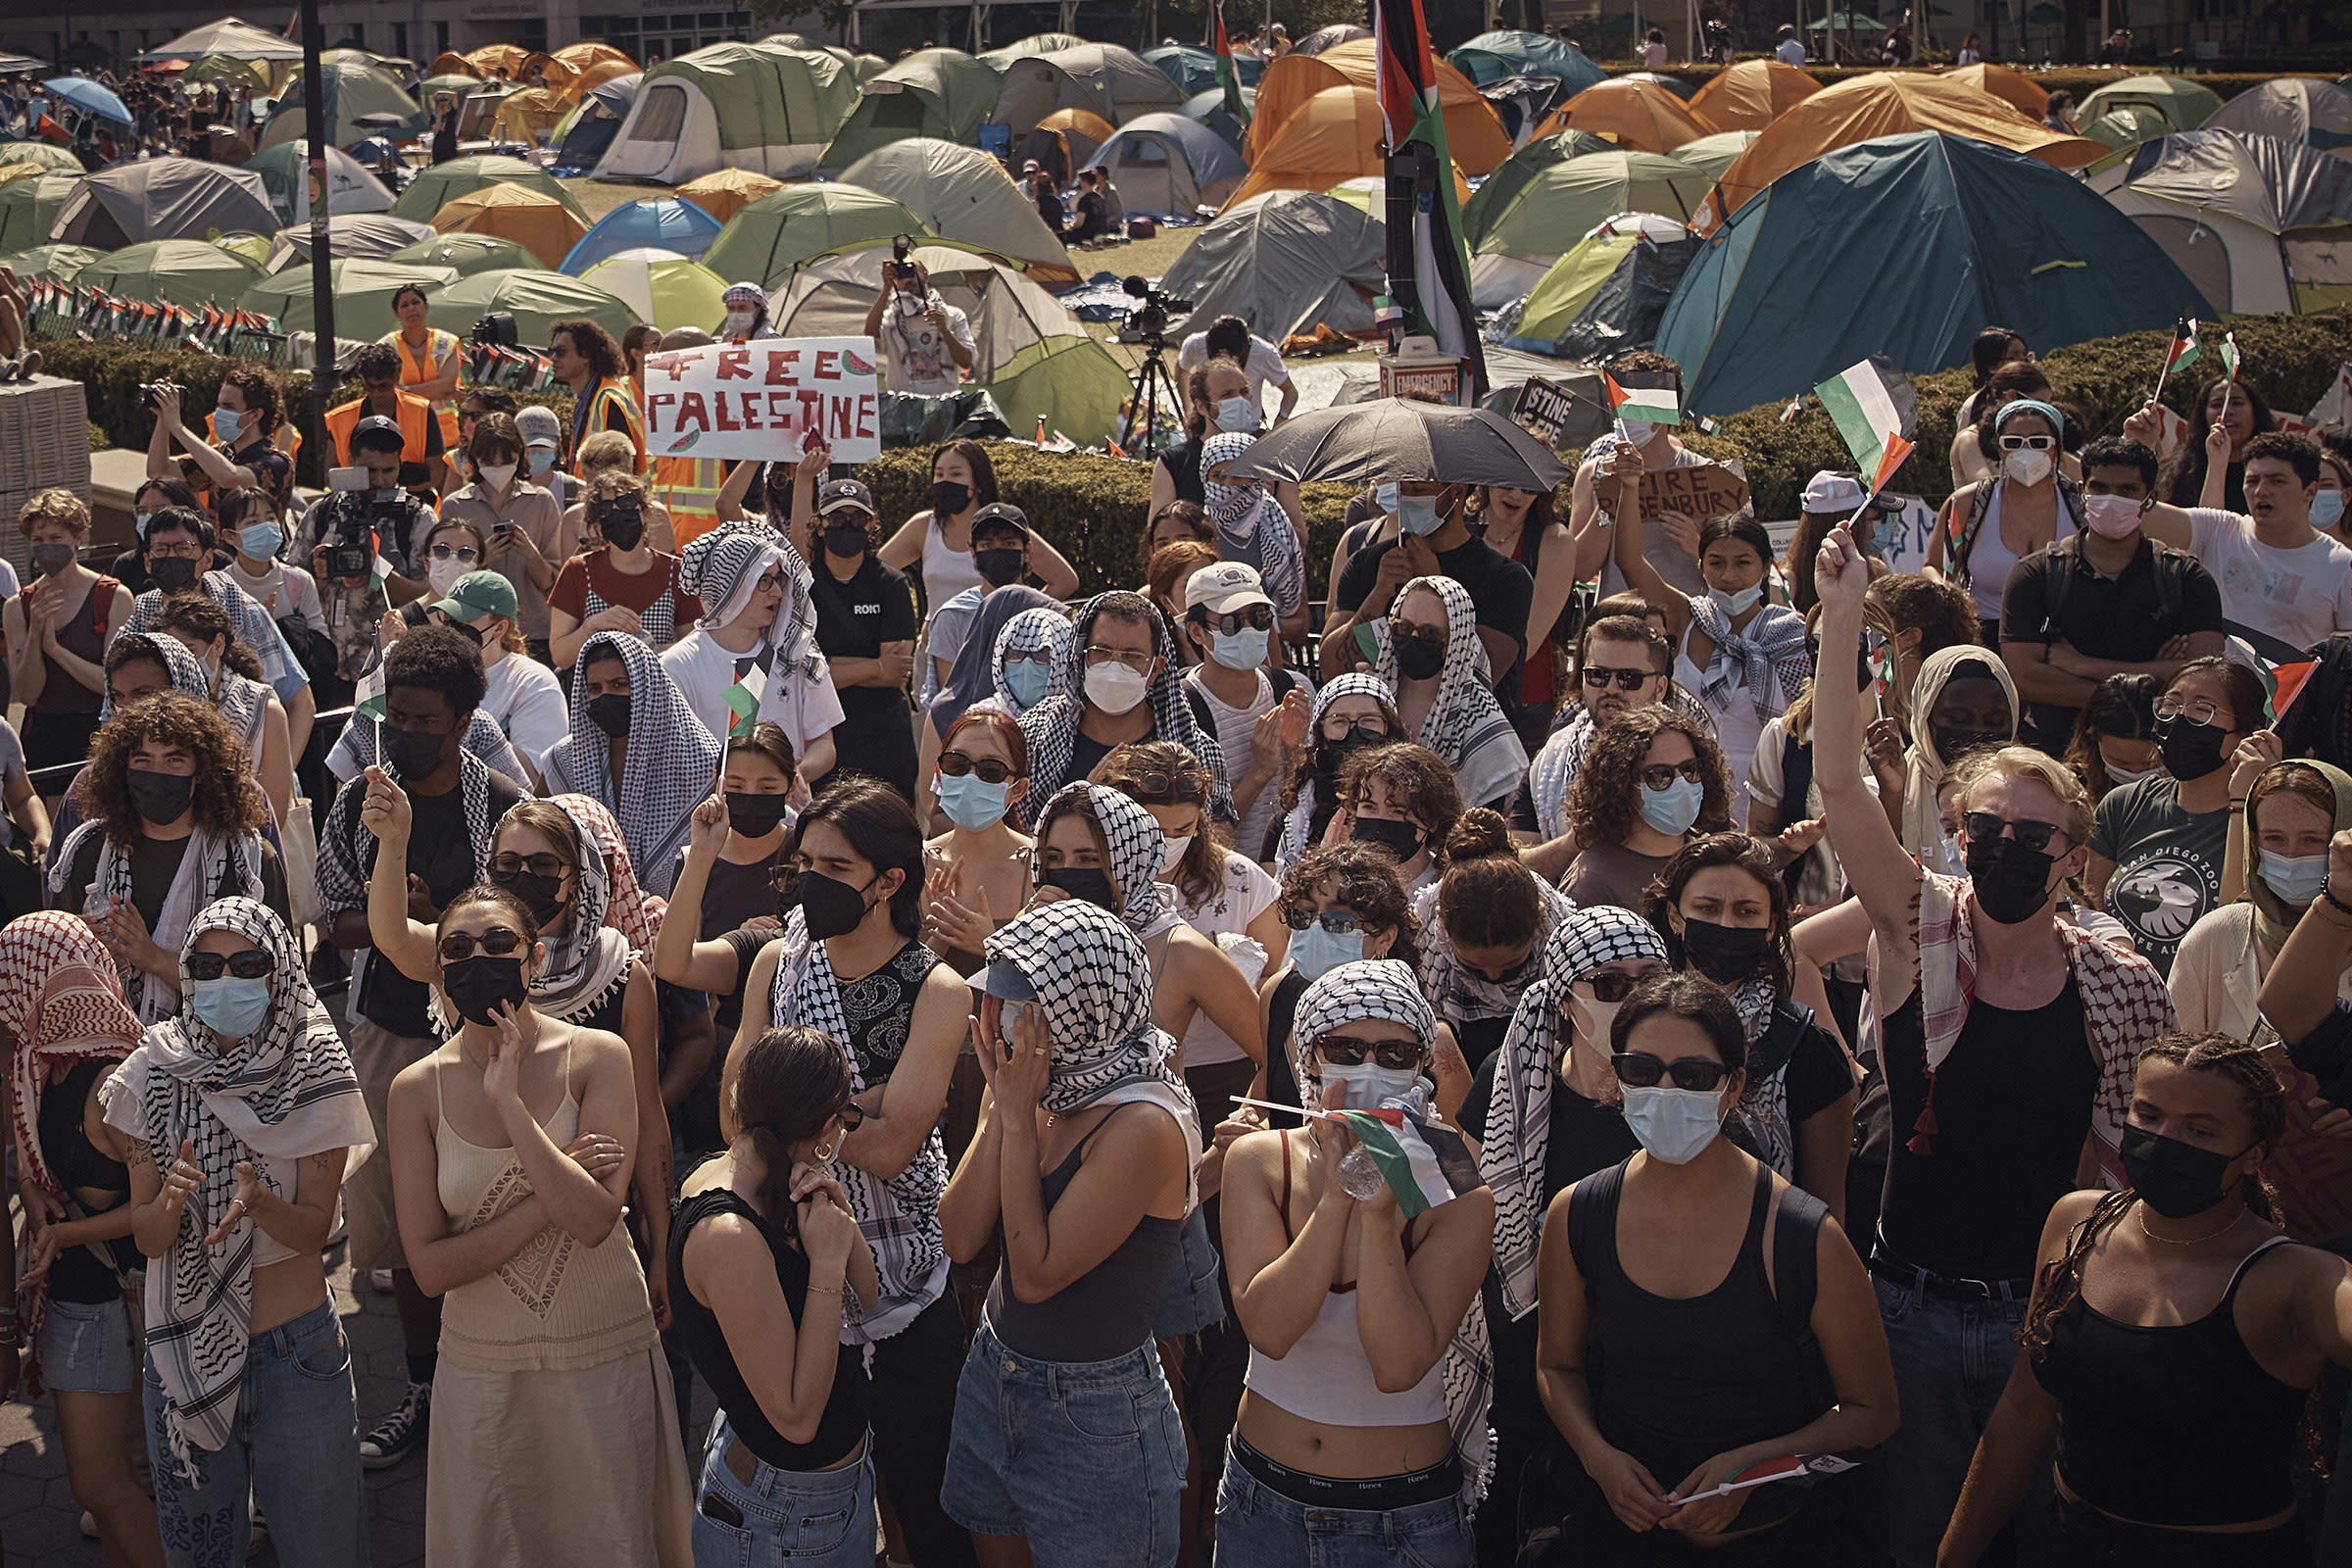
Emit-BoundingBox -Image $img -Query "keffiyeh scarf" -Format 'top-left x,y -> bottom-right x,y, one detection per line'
98,899 -> 373,1475
1413,875 -> 1579,1028
1681,592 -> 1810,729
681,517 -> 827,693
316,748 -> 499,919
1032,781 -> 1174,940
50,815 -> 267,1027
1899,649 -> 2020,860
544,631 -> 725,898
1529,684 -> 1714,843
985,606 -> 1074,719
336,707 -> 528,791
97,632 -> 211,720
1200,431 -> 1305,615
432,796 -> 638,1034
1019,594 -> 1232,817
551,793 -> 662,951
930,587 -> 1062,735
1367,575 -> 1529,809
1274,673 -> 1395,872
122,570 -> 302,698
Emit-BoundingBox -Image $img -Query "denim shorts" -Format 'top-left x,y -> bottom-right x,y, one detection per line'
1213,1440 -> 1475,1568
38,1296 -> 134,1395
693,1412 -> 875,1568
942,1319 -> 1185,1566
1150,1204 -> 1226,1341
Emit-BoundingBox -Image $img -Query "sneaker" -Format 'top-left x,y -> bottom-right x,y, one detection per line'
358,1382 -> 429,1469
79,1511 -> 96,1539
19,350 -> 38,379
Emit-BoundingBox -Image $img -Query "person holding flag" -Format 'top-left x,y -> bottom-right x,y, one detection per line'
1569,352 -> 1718,601
665,513 -> 842,789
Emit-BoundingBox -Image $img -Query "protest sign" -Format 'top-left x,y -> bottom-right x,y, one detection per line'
640,337 -> 882,464
1640,461 -> 1750,531
1511,376 -> 1580,445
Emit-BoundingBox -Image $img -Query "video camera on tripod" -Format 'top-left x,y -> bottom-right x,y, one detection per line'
1121,275 -> 1192,353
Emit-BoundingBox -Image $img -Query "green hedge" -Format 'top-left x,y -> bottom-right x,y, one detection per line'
1597,63 -> 2308,101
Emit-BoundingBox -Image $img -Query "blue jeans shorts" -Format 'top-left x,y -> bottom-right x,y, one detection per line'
38,1296 -> 134,1395
1212,1437 -> 1475,1568
1151,1204 -> 1227,1341
942,1319 -> 1185,1567
692,1412 -> 876,1568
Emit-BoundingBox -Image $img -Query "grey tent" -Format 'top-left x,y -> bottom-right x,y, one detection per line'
1498,227 -> 1704,362
1159,188 -> 1385,341
1180,88 -> 1254,151
821,49 -> 1004,172
1089,113 -> 1248,214
838,137 -> 1076,282
550,74 -> 640,174
1293,24 -> 1370,55
1139,46 -> 1261,98
987,44 -> 1183,135
49,161 -> 276,248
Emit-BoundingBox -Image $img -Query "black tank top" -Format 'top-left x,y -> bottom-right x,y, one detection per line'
2035,1233 -> 2306,1527
37,1058 -> 130,1304
667,1185 -> 868,1471
986,1117 -> 1182,1363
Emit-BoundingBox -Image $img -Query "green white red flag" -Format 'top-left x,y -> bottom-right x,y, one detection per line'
1210,5 -> 1250,125
1329,1104 -> 1481,1218
1814,357 -> 1919,499
1374,0 -> 1485,391
1602,368 -> 1683,428
2162,318 -> 2201,376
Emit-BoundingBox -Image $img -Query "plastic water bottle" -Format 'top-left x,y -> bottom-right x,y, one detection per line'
1338,1144 -> 1386,1201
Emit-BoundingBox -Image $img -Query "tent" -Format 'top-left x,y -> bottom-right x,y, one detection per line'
838,138 -> 1077,282
240,257 -> 458,341
74,240 -> 265,308
2077,74 -> 2224,137
243,139 -> 393,223
1656,131 -> 2213,416
2084,128 -> 2352,316
987,44 -> 1184,135
491,86 -> 573,146
1503,220 -> 1701,359
0,243 -> 99,281
265,213 -> 436,269
216,234 -> 272,269
1685,58 -> 1821,132
1250,41 -> 1510,176
1468,149 -> 1714,260
425,269 -> 642,347
1447,30 -> 1605,95
418,72 -> 482,103
1089,112 -> 1249,214
579,251 -> 727,331
1670,129 -> 1760,180
1223,84 -> 1385,210
2082,102 -> 2174,153
1704,72 -> 2105,228
134,18 -> 304,64
2206,78 -> 2352,158
431,184 -> 587,269
986,337 -> 1135,448
594,42 -> 858,184
1017,108 -> 1116,185
1942,63 -> 2050,120
390,155 -> 585,224
0,143 -> 84,174
820,48 -> 1003,172
259,56 -> 425,147
1158,188 -> 1386,341
386,232 -> 539,275
1461,128 -> 1622,249
561,197 -> 722,272
463,44 -> 533,79
549,74 -> 641,174
1140,46 -> 1261,100
49,161 -> 274,248
455,83 -> 517,140
1180,88 -> 1254,151
1293,24 -> 1369,55
1617,73 -> 1696,99
0,173 -> 77,253
674,168 -> 783,224
549,41 -> 635,99
1537,77 -> 1708,154
181,53 -> 271,92
980,34 -> 1089,67
699,182 -> 929,292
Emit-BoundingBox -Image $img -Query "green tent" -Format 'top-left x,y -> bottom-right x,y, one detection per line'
0,142 -> 85,174
2082,102 -> 2174,153
819,49 -> 1003,171
241,258 -> 459,340
593,42 -> 858,184
0,172 -> 78,253
74,239 -> 267,308
0,242 -> 101,281
216,233 -> 273,267
390,155 -> 586,224
700,183 -> 930,292
981,35 -> 1090,70
1668,129 -> 1760,182
1460,129 -> 1618,251
385,232 -> 541,275
838,138 -> 1074,280
423,269 -> 642,347
418,73 -> 482,103
2077,74 -> 2224,137
1504,226 -> 1703,358
1469,149 -> 1714,260
986,336 -> 1131,448
1446,30 -> 1605,94
181,53 -> 271,92
242,139 -> 394,223
261,55 -> 425,148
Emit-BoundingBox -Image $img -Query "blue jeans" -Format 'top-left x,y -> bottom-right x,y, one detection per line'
942,1320 -> 1185,1567
141,1298 -> 370,1568
1211,1445 -> 1474,1568
1151,1204 -> 1226,1341
691,1412 -> 875,1568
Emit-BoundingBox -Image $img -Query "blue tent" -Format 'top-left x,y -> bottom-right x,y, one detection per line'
561,197 -> 723,274
1140,45 -> 1260,100
1446,31 -> 1604,95
1655,131 -> 2215,416
550,74 -> 640,177
1091,112 -> 1250,214
1179,87 -> 1253,152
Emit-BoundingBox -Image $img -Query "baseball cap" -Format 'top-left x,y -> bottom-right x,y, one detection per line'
514,405 -> 562,450
818,477 -> 875,516
353,414 -> 401,442
968,502 -> 1030,539
1799,470 -> 1900,514
433,569 -> 519,624
1185,561 -> 1274,615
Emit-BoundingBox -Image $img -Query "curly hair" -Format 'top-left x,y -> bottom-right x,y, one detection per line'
18,487 -> 88,536
1436,808 -> 1542,954
352,342 -> 402,384
1101,739 -> 1218,908
219,365 -> 283,440
77,694 -> 267,847
1566,704 -> 1733,851
2063,672 -> 2161,801
384,622 -> 487,717
1336,741 -> 1463,865
1279,687 -> 1404,818
154,592 -> 263,681
1643,832 -> 1791,999
1279,841 -> 1424,973
551,319 -> 624,382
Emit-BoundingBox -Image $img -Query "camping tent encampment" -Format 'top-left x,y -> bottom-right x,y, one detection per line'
1656,130 -> 2213,415
1536,77 -> 1708,153
1498,216 -> 1697,357
837,137 -> 1077,282
561,197 -> 722,273
1140,46 -> 1262,100
1090,113 -> 1249,214
579,251 -> 727,331
74,239 -> 266,308
2085,127 -> 2352,316
548,73 -> 641,173
594,42 -> 858,183
1685,58 -> 1820,132
264,213 -> 435,269
491,86 -> 572,147
1669,129 -> 1761,180
2205,78 -> 2352,157
0,243 -> 99,282
390,155 -> 585,223
698,182 -> 929,292
1157,188 -> 1386,341
1017,109 -> 1116,184
386,232 -> 539,275
241,258 -> 457,340
674,169 -> 784,224
1292,24 -> 1369,54
1462,128 -> 1636,249
133,18 -> 303,64
820,48 -> 1002,172
259,55 -> 425,147
1943,63 -> 2050,120
430,184 -> 586,269
243,139 -> 393,223
1447,29 -> 1604,97
1249,40 -> 1510,175
2076,74 -> 2224,138
987,44 -> 1183,135
0,174 -> 78,253
1221,84 -> 1385,211
1180,88 -> 1254,151
1468,149 -> 1714,262
425,269 -> 642,347
48,161 -> 275,248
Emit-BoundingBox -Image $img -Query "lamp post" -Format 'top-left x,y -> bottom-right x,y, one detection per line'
300,0 -> 336,473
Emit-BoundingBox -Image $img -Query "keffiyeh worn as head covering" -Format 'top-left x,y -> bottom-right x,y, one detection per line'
1367,575 -> 1529,809
1033,780 -> 1173,940
434,796 -> 637,1034
550,793 -> 662,952
680,517 -> 825,686
1682,592 -> 1810,729
929,585 -> 1061,734
1274,672 -> 1396,872
98,631 -> 212,720
1287,957 -> 1438,1104
1414,874 -> 1580,1028
987,604 -> 1073,718
1899,648 -> 2020,859
122,570 -> 302,698
1200,431 -> 1305,614
98,899 -> 374,1476
1019,593 -> 1231,817
2,912 -> 144,1396
545,631 -> 725,898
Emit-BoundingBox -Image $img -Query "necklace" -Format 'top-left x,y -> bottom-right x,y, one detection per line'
2137,1203 -> 2245,1247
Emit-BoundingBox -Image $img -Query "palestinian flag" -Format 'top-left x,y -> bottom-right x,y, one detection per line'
1602,368 -> 1682,428
2221,330 -> 2241,381
2262,656 -> 2319,724
1814,357 -> 1919,498
1375,0 -> 1486,393
355,692 -> 388,722
1330,1103 -> 1481,1218
724,654 -> 769,738
1210,4 -> 1250,126
2163,318 -> 2201,376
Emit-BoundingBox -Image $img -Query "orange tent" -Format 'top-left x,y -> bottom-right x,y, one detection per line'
431,184 -> 588,268
1246,39 -> 1510,175
563,58 -> 637,103
491,87 -> 570,145
1702,72 -> 2104,230
1686,59 -> 1822,132
1942,63 -> 2050,121
675,169 -> 785,224
464,44 -> 532,79
546,41 -> 637,101
1222,84 -> 1470,211
429,51 -> 478,78
1536,78 -> 1708,153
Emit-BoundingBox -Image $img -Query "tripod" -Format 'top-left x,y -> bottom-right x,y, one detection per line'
1119,338 -> 1186,459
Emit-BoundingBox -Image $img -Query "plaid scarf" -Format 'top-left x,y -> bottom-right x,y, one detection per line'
50,818 -> 266,1027
543,631 -> 724,899
1019,594 -> 1232,819
1367,575 -> 1529,809
1031,781 -> 1172,939
1200,430 -> 1305,615
1682,592 -> 1810,729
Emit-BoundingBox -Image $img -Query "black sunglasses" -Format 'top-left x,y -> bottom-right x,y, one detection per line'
1125,768 -> 1206,805
1960,811 -> 2066,855
187,948 -> 272,982
1577,970 -> 1653,1004
1205,606 -> 1274,635
1640,760 -> 1705,792
489,851 -> 569,880
937,752 -> 1016,784
1582,665 -> 1659,690
1284,907 -> 1362,934
1313,1032 -> 1425,1071
836,1102 -> 866,1131
438,927 -> 526,961
1389,621 -> 1446,649
1612,1052 -> 1733,1092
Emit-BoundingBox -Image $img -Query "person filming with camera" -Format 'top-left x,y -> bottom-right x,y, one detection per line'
861,243 -> 973,398
299,415 -> 435,684
142,366 -> 294,516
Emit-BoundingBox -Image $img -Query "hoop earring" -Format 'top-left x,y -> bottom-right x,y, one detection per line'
813,1139 -> 839,1166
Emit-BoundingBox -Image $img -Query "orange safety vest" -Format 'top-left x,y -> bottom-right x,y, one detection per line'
655,455 -> 726,550
384,326 -> 463,448
325,390 -> 435,469
579,375 -> 647,474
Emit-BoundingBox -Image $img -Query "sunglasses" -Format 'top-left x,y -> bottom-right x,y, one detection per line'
489,851 -> 568,880
835,1102 -> 867,1132
438,927 -> 526,961
1390,622 -> 1446,650
1998,434 -> 2056,452
1577,969 -> 1655,1004
1004,647 -> 1055,667
1125,768 -> 1206,805
1960,811 -> 2067,855
1284,907 -> 1362,935
1204,606 -> 1274,635
1641,760 -> 1705,792
429,544 -> 480,564
1313,1032 -> 1425,1071
187,948 -> 272,982
1612,1052 -> 1733,1092
938,752 -> 1017,784
1583,665 -> 1660,690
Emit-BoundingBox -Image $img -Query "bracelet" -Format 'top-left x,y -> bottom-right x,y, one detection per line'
804,1282 -> 843,1297
2324,878 -> 2352,919
2227,803 -> 2246,814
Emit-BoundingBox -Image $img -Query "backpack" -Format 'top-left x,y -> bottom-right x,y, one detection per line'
2028,532 -> 2189,635
1947,471 -> 2085,592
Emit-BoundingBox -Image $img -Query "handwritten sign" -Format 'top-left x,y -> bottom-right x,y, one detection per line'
1511,376 -> 1580,445
640,337 -> 882,465
1640,461 -> 1750,531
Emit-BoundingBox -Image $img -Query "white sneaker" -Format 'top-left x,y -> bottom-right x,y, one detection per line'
79,1510 -> 96,1539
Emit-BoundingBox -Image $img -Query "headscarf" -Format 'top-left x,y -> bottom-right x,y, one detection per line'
543,631 -> 725,897
1032,780 -> 1174,941
1274,672 -> 1397,872
1200,430 -> 1305,614
121,569 -> 304,700
434,795 -> 637,1033
97,631 -> 211,720
99,899 -> 373,1474
2245,760 -> 2352,956
1528,684 -> 1714,843
928,586 -> 1062,735
1366,574 -> 1529,809
552,792 -> 662,951
1682,590 -> 1810,728
1413,873 -> 1579,1030
2,912 -> 143,1396
1898,647 -> 2020,859
1019,593 -> 1231,816
990,605 -> 1074,714
679,517 -> 825,695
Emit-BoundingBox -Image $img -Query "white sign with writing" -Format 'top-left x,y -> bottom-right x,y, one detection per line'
640,338 -> 883,465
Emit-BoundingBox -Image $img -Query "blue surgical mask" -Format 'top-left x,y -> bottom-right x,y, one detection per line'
210,407 -> 244,444
1706,583 -> 1763,615
1215,395 -> 1257,432
2313,490 -> 2346,529
1002,661 -> 1051,709
1639,776 -> 1705,837
1620,1084 -> 1724,1164
189,975 -> 271,1040
237,521 -> 283,561
1871,511 -> 1906,555
527,447 -> 557,476
1397,494 -> 1444,536
1374,481 -> 1399,515
936,771 -> 1010,833
2258,850 -> 2330,907
1210,627 -> 1269,669
1291,922 -> 1364,981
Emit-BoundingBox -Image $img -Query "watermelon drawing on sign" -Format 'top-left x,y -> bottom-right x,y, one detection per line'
667,430 -> 700,454
843,350 -> 876,376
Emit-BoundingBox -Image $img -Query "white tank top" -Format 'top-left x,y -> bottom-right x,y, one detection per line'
1962,482 -> 2075,620
1245,1289 -> 1448,1428
920,516 -> 983,609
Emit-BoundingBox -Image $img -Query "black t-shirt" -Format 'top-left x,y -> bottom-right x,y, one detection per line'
1782,1017 -> 1857,1126
341,767 -> 528,1039
810,554 -> 917,797
2000,538 -> 2223,749
60,831 -> 290,933
1155,438 -> 1207,506
1333,532 -> 1536,685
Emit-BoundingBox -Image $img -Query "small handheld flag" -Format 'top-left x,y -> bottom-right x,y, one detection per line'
2162,318 -> 2201,378
1233,1098 -> 1479,1218
2220,330 -> 2241,381
1815,358 -> 1918,501
1675,1453 -> 1858,1505
724,654 -> 770,738
2264,658 -> 2318,725
1601,369 -> 1682,429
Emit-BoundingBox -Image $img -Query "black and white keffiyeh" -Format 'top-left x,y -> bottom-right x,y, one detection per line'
1200,431 -> 1305,615
991,606 -> 1073,713
681,517 -> 826,689
1528,683 -> 1714,843
1018,593 -> 1232,817
317,747 -> 499,919
97,632 -> 211,720
123,570 -> 303,698
1032,780 -> 1175,940
428,795 -> 634,1034
332,707 -> 528,790
1273,672 -> 1396,871
98,899 -> 373,1475
1367,575 -> 1529,809
1681,593 -> 1809,729
49,804 -> 268,1028
543,631 -> 724,898
1413,875 -> 1579,1029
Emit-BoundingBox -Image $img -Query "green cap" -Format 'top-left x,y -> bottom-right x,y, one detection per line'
432,569 -> 518,623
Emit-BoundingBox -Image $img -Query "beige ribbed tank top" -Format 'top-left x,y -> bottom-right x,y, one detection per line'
431,1037 -> 658,1374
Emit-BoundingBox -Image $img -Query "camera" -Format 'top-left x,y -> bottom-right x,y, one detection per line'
1121,275 -> 1193,352
470,312 -> 517,348
888,232 -> 916,283
139,380 -> 183,411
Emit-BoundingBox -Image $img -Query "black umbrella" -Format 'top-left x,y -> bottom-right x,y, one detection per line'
1222,400 -> 1573,491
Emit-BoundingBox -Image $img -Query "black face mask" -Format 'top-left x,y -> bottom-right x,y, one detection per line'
31,542 -> 74,577
2155,715 -> 2230,782
975,547 -> 1025,588
149,557 -> 198,593
1042,865 -> 1119,910
1316,725 -> 1383,775
795,868 -> 877,940
1681,917 -> 1773,985
598,509 -> 646,553
725,791 -> 793,838
127,768 -> 193,825
1394,633 -> 1446,682
931,480 -> 971,517
379,724 -> 448,780
445,618 -> 485,649
1932,724 -> 2006,762
441,956 -> 529,1028
1963,832 -> 2057,925
586,693 -> 631,739
487,864 -> 567,929
2120,1123 -> 2250,1219
1351,815 -> 1425,862
822,519 -> 870,559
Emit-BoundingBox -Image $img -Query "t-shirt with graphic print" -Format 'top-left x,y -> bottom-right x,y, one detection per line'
878,293 -> 974,397
2088,775 -> 2232,979
2184,507 -> 2352,662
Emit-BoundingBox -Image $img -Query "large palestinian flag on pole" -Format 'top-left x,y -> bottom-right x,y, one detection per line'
1210,5 -> 1250,126
1374,0 -> 1485,394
